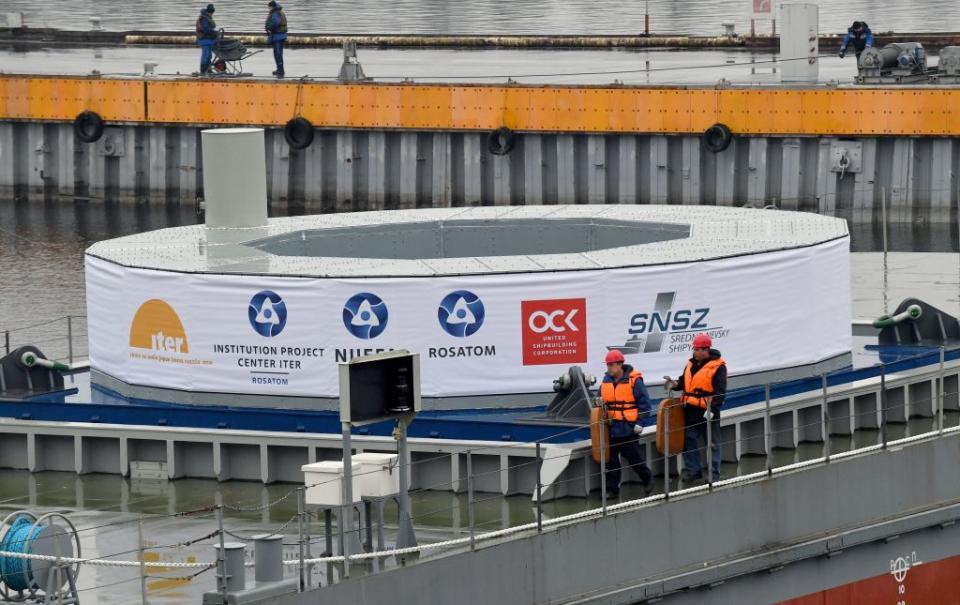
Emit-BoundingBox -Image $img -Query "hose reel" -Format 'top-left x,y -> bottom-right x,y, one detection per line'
0,511 -> 81,603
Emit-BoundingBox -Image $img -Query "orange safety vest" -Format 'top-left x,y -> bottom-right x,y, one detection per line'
681,358 -> 726,408
600,370 -> 643,423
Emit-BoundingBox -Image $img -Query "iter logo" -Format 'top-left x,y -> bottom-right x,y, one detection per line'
129,299 -> 189,354
521,298 -> 587,366
343,292 -> 389,339
438,290 -> 485,337
248,290 -> 287,337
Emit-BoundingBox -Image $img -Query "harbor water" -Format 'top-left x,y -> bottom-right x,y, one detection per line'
1,0 -> 958,35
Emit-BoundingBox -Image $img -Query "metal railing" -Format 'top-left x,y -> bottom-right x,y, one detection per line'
265,347 -> 959,585
0,374 -> 955,600
2,315 -> 87,367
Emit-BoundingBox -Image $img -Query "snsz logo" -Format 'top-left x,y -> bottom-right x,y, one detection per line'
343,293 -> 388,339
248,290 -> 288,337
521,298 -> 587,366
609,292 -> 715,355
438,290 -> 485,337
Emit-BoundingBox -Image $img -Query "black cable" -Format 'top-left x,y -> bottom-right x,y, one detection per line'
76,575 -> 144,592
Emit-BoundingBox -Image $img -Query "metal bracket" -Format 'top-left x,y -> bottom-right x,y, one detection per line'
97,128 -> 126,157
830,140 -> 861,175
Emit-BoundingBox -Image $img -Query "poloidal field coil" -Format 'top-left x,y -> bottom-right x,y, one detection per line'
0,512 -> 81,604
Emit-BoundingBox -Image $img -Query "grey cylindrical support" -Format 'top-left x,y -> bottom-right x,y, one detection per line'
535,442 -> 542,532
706,407 -> 713,490
252,534 -> 283,583
201,128 -> 268,229
663,403 -> 670,500
215,542 -> 246,593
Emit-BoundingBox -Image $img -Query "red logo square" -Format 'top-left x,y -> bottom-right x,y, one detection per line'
521,298 -> 588,366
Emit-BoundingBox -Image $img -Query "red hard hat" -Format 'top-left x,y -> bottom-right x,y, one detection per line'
692,334 -> 712,349
604,350 -> 625,364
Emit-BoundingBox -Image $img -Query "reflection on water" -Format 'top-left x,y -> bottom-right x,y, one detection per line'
1,0 -> 957,35
0,201 -> 197,333
848,220 -> 960,254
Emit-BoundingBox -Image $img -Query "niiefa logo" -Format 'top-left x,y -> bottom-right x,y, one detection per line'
128,299 -> 212,367
129,299 -> 188,354
343,293 -> 389,339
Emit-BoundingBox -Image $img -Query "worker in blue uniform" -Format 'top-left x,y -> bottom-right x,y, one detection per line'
266,1 -> 288,78
839,21 -> 874,62
196,4 -> 218,74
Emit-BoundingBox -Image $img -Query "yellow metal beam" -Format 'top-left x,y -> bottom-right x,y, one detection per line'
1,75 -> 959,136
0,76 -> 144,122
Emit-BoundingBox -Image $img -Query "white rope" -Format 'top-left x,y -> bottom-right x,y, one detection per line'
0,550 -> 213,569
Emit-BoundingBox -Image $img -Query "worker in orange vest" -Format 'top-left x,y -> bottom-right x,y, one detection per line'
599,350 -> 654,497
669,334 -> 727,483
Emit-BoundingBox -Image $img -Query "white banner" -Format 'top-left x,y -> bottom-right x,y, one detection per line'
85,237 -> 850,399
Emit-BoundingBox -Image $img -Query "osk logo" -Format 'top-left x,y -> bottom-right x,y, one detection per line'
129,299 -> 188,354
520,298 -> 587,366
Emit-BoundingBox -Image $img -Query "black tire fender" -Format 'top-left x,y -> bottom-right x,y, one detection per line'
702,123 -> 733,153
74,111 -> 105,143
284,117 -> 315,150
487,126 -> 516,156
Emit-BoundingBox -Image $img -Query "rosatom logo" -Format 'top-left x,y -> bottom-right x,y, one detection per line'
607,291 -> 722,356
521,298 -> 587,366
343,293 -> 389,339
129,299 -> 189,353
438,290 -> 485,337
248,290 -> 287,337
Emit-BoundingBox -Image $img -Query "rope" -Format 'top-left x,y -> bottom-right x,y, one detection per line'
0,550 -> 212,569
0,516 -> 41,591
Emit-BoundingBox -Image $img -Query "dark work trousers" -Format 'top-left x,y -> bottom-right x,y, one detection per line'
606,434 -> 652,490
682,404 -> 721,480
272,39 -> 285,73
199,44 -> 214,73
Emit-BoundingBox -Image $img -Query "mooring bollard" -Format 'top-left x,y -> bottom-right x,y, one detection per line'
253,534 -> 283,583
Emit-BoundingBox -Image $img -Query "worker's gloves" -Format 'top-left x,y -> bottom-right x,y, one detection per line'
633,424 -> 643,436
